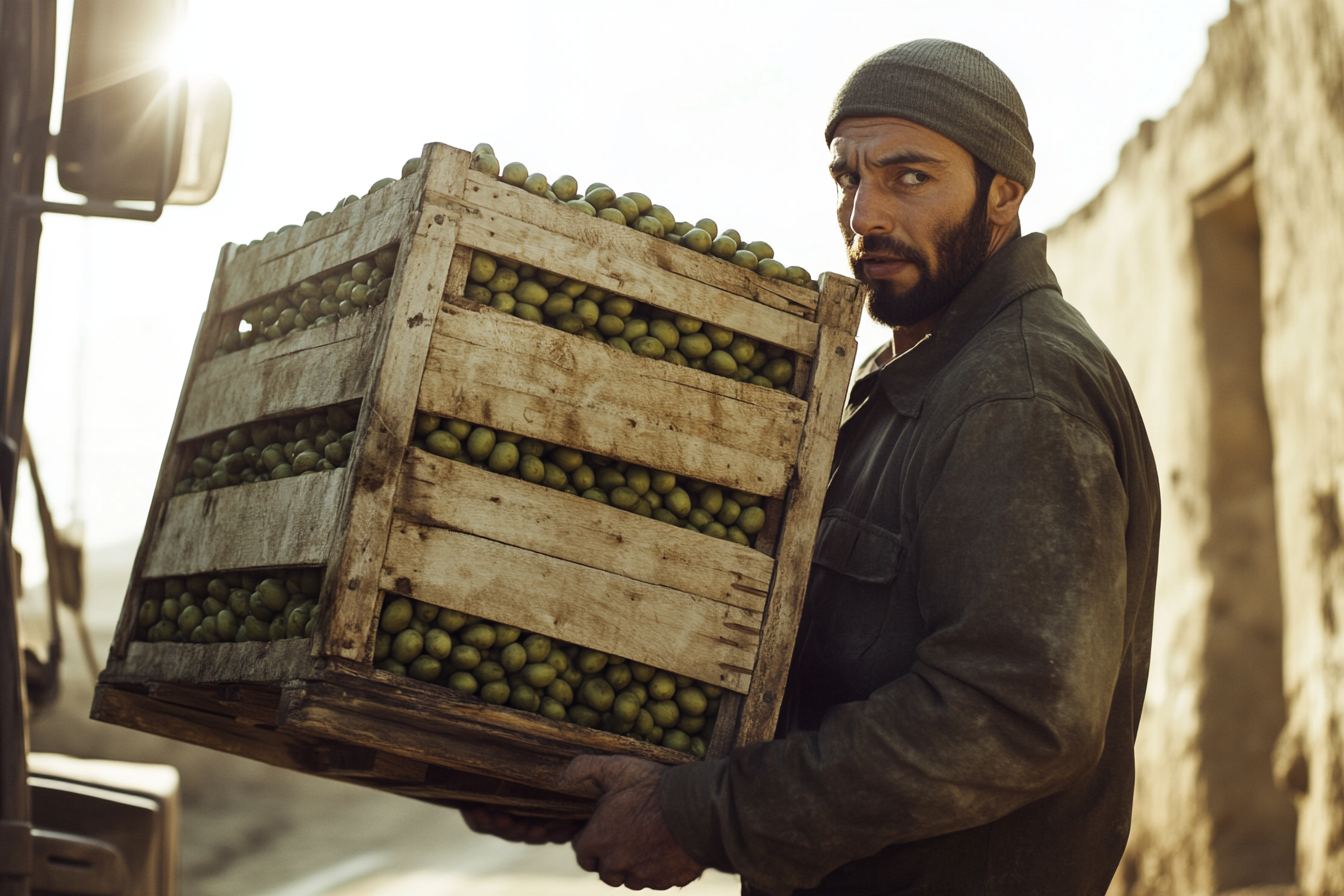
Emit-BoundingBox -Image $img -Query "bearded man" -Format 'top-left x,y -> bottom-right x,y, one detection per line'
465,39 -> 1161,896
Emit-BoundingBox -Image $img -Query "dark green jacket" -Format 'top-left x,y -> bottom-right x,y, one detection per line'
660,233 -> 1160,895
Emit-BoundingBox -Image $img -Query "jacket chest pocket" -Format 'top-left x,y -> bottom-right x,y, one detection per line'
801,509 -> 907,692
811,508 -> 905,583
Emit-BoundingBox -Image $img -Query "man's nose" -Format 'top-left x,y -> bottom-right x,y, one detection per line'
846,179 -> 893,237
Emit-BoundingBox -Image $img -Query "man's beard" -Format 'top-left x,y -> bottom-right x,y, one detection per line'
846,201 -> 994,329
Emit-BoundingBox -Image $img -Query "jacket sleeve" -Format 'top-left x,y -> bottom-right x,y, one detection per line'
659,397 -> 1131,894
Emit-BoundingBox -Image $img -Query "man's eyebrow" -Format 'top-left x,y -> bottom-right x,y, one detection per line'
830,151 -> 948,176
872,151 -> 948,168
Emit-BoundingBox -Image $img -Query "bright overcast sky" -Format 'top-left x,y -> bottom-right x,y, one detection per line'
15,0 -> 1229,573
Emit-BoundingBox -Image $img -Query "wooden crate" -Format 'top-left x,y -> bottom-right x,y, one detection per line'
93,142 -> 862,816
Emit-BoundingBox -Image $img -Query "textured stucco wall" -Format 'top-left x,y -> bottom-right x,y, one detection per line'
1046,0 -> 1344,892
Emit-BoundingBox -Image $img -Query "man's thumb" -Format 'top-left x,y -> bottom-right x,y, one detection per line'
558,754 -> 610,799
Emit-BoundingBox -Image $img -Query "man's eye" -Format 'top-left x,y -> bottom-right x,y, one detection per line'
899,171 -> 929,186
835,172 -> 859,189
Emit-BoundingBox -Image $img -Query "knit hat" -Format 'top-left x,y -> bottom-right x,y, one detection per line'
825,39 -> 1035,191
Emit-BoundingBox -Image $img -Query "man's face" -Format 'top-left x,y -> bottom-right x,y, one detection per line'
830,117 -> 993,329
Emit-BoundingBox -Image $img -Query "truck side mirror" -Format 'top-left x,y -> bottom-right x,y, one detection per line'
56,0 -> 230,206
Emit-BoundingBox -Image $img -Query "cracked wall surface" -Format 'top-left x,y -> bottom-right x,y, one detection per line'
1046,1 -> 1344,892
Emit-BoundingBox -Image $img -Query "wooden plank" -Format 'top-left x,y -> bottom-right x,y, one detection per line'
813,270 -> 865,339
421,300 -> 806,498
142,469 -> 348,577
100,639 -> 313,685
111,245 -> 238,659
734,272 -> 862,746
177,313 -> 380,442
279,688 -> 580,797
448,168 -> 819,315
91,685 -> 334,774
380,523 -> 761,692
707,691 -> 745,760
92,684 -> 585,814
146,682 -> 282,727
441,201 -> 820,356
378,784 -> 589,818
219,172 -> 422,314
282,668 -> 693,792
393,450 -> 773,612
313,143 -> 469,662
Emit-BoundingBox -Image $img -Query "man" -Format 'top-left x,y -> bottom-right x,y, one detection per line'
466,39 -> 1160,896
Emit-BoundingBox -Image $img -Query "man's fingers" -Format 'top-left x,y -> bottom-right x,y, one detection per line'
559,754 -> 664,799
557,754 -> 612,798
572,820 -> 599,872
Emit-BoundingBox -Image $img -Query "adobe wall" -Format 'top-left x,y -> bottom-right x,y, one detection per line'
1046,0 -> 1344,892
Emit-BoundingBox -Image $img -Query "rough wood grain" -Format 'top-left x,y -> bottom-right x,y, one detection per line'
100,638 -> 313,685
442,202 -> 820,355
376,784 -> 589,817
421,301 -> 806,498
111,245 -> 237,658
143,469 -> 348,577
707,691 -> 745,760
92,683 -> 587,814
314,144 -> 469,661
734,272 -> 862,746
393,450 -> 773,612
219,173 -> 422,314
177,312 -> 381,442
92,684 -> 331,774
146,682 -> 282,727
813,270 -> 865,338
285,666 -> 695,787
380,523 -> 761,692
279,688 -> 582,796
447,168 -> 819,315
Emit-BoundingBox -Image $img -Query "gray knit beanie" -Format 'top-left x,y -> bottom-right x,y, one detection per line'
825,39 -> 1035,191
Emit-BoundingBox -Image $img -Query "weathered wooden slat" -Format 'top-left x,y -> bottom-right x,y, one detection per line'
91,685 -> 328,774
146,682 -> 282,727
420,300 -> 806,498
219,173 -> 422,314
177,313 -> 380,443
734,272 -> 863,746
112,245 -> 238,658
448,168 -> 819,315
441,201 -> 819,356
142,469 -> 348,577
393,450 -> 773,612
314,144 -> 470,662
94,681 -> 591,814
380,523 -> 761,692
281,667 -> 692,791
707,691 -> 745,759
376,785 -> 588,817
100,639 -> 313,685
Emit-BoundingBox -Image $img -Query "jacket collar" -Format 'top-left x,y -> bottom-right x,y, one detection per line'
856,232 -> 1058,418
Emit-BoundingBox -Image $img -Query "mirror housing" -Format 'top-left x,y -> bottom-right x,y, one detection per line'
56,0 -> 230,206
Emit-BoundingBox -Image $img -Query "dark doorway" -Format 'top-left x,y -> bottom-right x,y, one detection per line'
1192,161 -> 1297,890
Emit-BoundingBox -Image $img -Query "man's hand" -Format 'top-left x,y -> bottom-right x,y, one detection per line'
559,755 -> 706,890
461,805 -> 585,845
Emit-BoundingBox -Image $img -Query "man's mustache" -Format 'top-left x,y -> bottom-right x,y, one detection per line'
846,234 -> 931,281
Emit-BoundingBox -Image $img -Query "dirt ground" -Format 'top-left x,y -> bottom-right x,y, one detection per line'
23,542 -> 741,895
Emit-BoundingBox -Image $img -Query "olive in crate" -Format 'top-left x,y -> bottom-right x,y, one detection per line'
137,566 -> 324,645
468,145 -> 817,290
460,250 -> 797,393
373,595 -> 721,758
173,400 -> 362,496
410,415 -> 767,547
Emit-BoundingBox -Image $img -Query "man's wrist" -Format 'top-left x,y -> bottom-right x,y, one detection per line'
658,758 -> 735,872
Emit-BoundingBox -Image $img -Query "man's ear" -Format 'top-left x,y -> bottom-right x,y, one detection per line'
987,175 -> 1026,229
